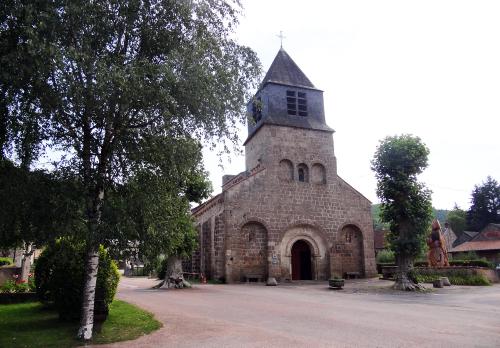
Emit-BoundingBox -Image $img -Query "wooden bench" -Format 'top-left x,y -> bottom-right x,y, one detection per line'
245,274 -> 263,283
345,272 -> 361,279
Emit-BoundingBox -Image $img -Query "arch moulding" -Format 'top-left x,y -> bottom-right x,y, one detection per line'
337,221 -> 365,238
279,224 -> 329,280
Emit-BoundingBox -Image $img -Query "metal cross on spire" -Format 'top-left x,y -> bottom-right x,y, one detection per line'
277,31 -> 286,48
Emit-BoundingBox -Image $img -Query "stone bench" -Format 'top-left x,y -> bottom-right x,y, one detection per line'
381,266 -> 398,280
345,272 -> 361,279
245,274 -> 263,283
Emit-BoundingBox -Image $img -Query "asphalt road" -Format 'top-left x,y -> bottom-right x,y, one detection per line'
98,277 -> 500,348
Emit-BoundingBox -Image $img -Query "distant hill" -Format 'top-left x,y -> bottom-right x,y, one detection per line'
372,204 -> 449,230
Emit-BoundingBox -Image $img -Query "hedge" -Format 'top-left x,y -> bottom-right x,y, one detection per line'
414,259 -> 494,268
35,239 -> 120,321
411,268 -> 491,286
0,257 -> 14,267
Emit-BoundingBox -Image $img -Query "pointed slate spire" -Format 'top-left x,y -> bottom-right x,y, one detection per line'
261,48 -> 316,89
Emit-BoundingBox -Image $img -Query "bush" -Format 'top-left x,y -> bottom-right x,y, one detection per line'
156,257 -> 168,280
450,259 -> 494,268
414,261 -> 428,267
0,279 -> 31,293
414,259 -> 494,269
376,249 -> 395,264
452,251 -> 479,261
412,268 -> 491,286
0,257 -> 13,267
35,239 -> 120,321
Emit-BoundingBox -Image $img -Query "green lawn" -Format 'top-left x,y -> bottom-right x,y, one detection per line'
0,300 -> 162,348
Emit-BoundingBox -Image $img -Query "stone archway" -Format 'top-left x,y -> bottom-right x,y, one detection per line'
337,225 -> 364,276
291,240 -> 313,280
279,225 -> 328,280
236,222 -> 268,281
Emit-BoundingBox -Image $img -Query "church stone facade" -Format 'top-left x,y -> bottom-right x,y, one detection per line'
188,48 -> 377,283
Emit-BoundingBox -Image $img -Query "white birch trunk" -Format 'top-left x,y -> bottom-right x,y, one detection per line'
77,247 -> 100,340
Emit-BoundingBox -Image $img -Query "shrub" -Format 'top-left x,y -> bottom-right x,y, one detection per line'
0,279 -> 31,293
35,239 -> 120,321
0,280 -> 16,293
412,268 -> 491,286
156,257 -> 168,280
0,257 -> 13,267
449,259 -> 494,268
452,251 -> 479,261
376,249 -> 395,264
414,261 -> 428,267
414,259 -> 493,269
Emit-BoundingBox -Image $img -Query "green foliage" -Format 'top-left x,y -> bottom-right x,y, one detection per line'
446,205 -> 467,236
371,135 -> 433,261
0,159 -> 85,250
466,176 -> 500,231
376,249 -> 395,263
0,300 -> 161,348
0,257 -> 13,266
452,251 -> 479,261
0,279 -> 32,293
433,208 -> 449,226
412,269 -> 491,286
100,137 -> 208,261
2,1 -> 260,336
372,204 -> 448,233
371,204 -> 389,230
156,257 -> 169,280
35,239 -> 120,320
415,258 -> 493,268
451,259 -> 494,268
0,280 -> 16,293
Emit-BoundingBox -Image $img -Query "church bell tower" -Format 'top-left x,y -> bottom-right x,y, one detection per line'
244,48 -> 335,172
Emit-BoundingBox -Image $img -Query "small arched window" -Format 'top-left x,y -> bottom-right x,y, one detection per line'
297,163 -> 309,183
279,159 -> 294,181
298,168 -> 305,182
311,163 -> 326,184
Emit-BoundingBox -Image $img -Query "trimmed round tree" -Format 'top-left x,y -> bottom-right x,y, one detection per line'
371,135 -> 433,291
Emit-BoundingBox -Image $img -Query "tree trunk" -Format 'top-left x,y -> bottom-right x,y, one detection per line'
77,186 -> 104,340
20,242 -> 33,282
156,256 -> 191,289
77,247 -> 100,340
392,254 -> 424,291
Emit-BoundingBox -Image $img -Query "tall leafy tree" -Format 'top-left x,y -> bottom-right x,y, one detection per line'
1,0 -> 260,339
447,204 -> 466,237
0,159 -> 84,280
101,136 -> 211,262
466,176 -> 500,231
372,135 -> 433,291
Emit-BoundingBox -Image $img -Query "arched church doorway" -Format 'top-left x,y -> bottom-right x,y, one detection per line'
291,240 -> 312,280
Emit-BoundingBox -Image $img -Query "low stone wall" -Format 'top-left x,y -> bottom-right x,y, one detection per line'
0,267 -> 20,286
415,266 -> 499,283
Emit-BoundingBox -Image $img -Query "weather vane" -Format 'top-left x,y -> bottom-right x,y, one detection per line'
277,31 -> 286,48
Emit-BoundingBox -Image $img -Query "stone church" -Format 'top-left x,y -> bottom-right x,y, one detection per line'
187,48 -> 377,283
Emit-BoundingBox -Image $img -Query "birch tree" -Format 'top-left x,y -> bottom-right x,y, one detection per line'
1,0 -> 260,339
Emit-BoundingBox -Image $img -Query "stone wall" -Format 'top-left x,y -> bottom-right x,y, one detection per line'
190,194 -> 224,278
222,124 -> 377,282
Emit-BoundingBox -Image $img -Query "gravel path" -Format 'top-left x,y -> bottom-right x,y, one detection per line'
95,277 -> 500,348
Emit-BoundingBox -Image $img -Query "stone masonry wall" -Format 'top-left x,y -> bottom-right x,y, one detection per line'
222,124 -> 377,282
191,195 -> 224,280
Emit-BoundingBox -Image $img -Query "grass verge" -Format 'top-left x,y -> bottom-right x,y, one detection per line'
0,300 -> 162,348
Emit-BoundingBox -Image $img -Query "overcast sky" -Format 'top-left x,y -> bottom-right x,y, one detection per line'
202,0 -> 500,210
